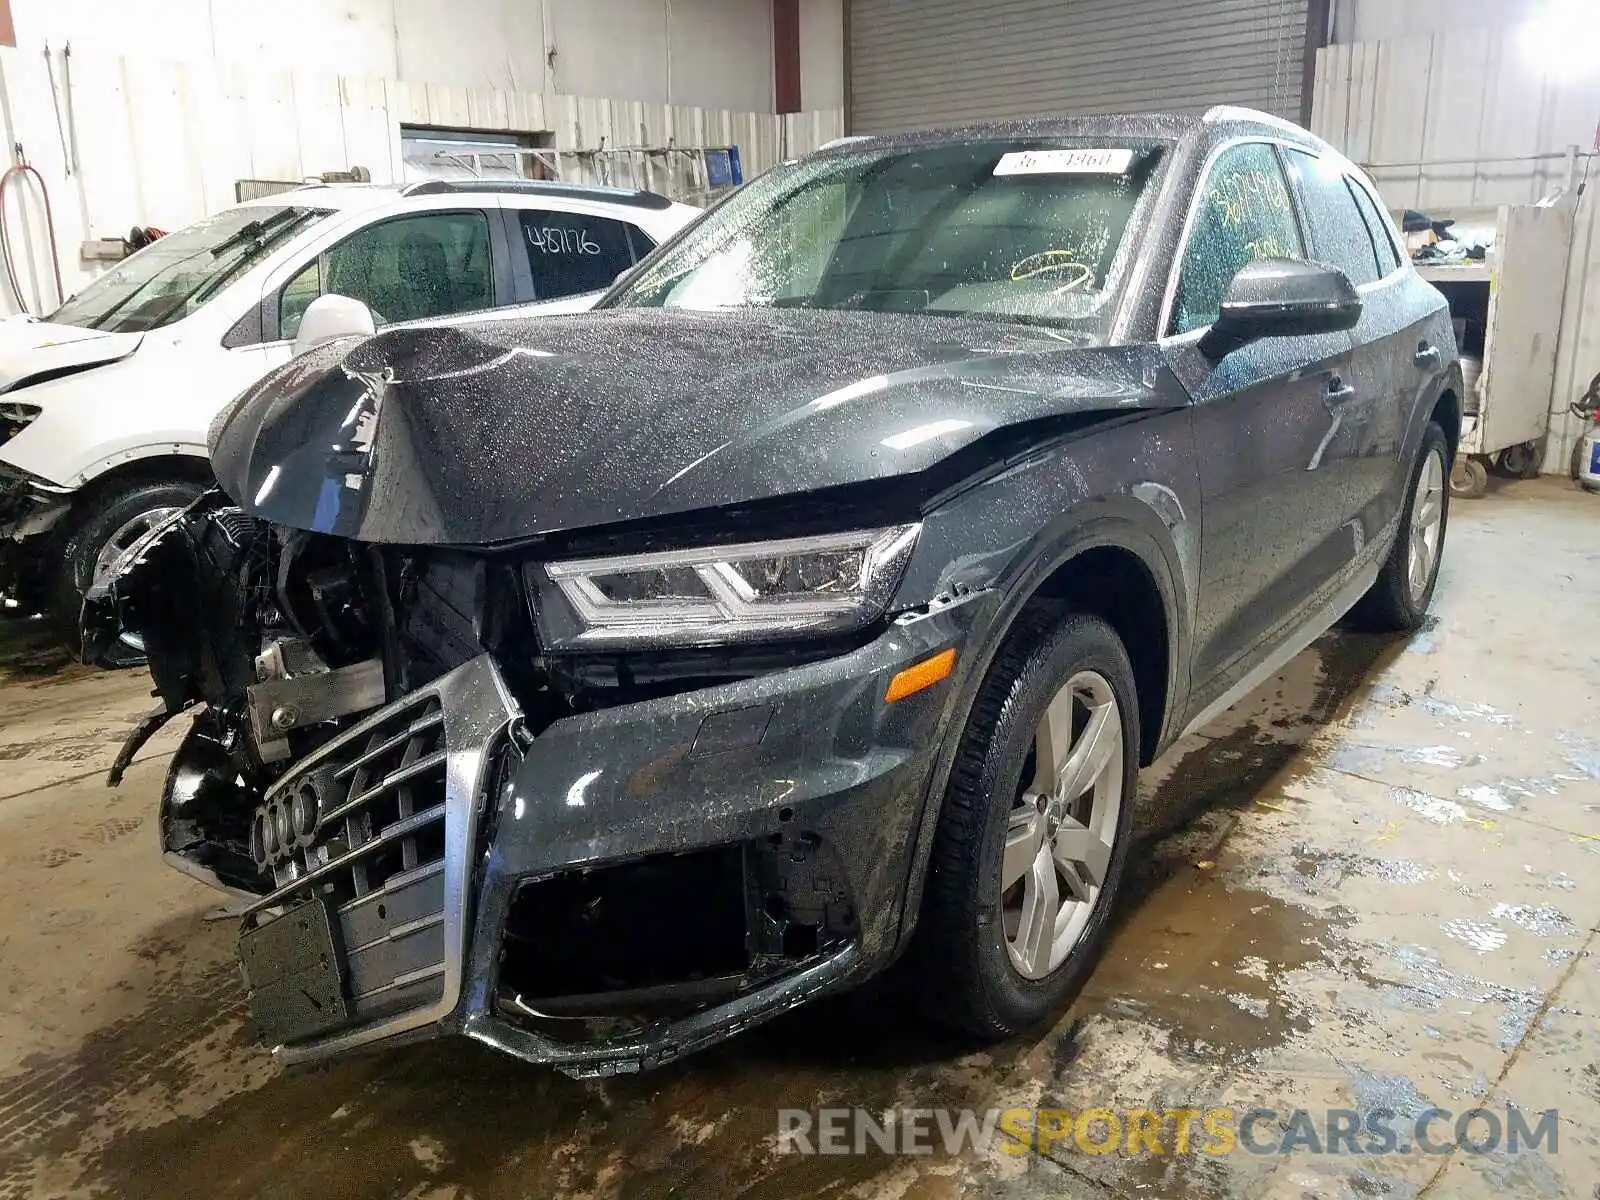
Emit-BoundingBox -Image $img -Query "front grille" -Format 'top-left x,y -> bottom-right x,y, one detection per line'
243,655 -> 520,1054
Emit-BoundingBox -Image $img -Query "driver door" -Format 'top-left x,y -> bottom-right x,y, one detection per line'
1165,141 -> 1364,709
261,207 -> 503,369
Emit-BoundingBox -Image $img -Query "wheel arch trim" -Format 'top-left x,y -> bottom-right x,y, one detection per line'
68,442 -> 213,491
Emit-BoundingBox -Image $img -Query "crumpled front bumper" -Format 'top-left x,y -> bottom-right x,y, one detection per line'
0,465 -> 71,603
233,591 -> 992,1077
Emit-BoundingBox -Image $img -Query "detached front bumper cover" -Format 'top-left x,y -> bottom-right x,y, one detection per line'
0,464 -> 72,604
239,654 -> 520,1064
227,590 -> 987,1077
0,463 -> 70,538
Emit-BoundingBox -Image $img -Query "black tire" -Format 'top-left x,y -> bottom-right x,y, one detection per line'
50,478 -> 205,648
1353,423 -> 1450,632
1494,440 -> 1541,480
906,608 -> 1139,1039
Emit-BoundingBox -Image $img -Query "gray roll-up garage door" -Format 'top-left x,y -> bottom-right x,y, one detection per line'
848,0 -> 1313,134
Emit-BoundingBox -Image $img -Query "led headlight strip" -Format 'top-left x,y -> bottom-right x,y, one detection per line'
538,523 -> 921,649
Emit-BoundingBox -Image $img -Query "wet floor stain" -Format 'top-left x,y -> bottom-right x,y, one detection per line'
0,619 -> 74,683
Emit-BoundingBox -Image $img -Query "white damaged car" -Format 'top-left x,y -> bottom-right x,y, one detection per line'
0,179 -> 697,655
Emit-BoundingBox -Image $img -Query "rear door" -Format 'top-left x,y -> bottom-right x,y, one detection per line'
1284,149 -> 1417,551
1164,140 -> 1364,706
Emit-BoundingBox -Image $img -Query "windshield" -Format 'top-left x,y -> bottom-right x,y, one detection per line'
608,140 -> 1165,331
50,205 -> 331,333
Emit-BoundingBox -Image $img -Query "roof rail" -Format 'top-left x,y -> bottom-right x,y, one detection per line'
399,179 -> 675,210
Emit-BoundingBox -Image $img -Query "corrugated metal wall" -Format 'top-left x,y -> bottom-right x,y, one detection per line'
0,46 -> 845,318
1311,31 -> 1600,473
848,0 -> 1312,133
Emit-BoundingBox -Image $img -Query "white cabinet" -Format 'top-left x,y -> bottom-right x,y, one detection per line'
1411,201 -> 1572,492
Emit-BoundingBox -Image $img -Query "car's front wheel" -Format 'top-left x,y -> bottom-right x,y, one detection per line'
52,477 -> 205,661
909,609 -> 1139,1039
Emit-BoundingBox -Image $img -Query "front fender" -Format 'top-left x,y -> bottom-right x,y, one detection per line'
889,409 -> 1200,956
0,337 -> 266,488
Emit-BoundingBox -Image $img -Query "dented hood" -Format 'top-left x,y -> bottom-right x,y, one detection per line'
0,318 -> 142,392
208,308 -> 1181,545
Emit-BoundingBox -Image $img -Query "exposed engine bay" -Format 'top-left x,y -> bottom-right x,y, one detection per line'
89,494 -> 545,894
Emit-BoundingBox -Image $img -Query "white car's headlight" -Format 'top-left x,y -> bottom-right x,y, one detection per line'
533,524 -> 921,650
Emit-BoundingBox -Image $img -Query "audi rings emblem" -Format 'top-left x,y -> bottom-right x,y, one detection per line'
251,777 -> 325,871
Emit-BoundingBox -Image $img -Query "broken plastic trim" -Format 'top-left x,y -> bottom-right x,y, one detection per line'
106,700 -> 186,787
464,941 -> 862,1078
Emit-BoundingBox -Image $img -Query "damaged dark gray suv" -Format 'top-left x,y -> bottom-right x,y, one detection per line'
90,107 -> 1461,1077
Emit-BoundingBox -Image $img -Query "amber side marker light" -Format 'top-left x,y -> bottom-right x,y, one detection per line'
884,648 -> 957,703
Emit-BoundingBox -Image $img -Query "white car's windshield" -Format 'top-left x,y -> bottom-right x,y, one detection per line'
50,205 -> 331,333
608,140 -> 1165,331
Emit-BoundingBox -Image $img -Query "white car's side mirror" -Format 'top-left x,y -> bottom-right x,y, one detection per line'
292,294 -> 376,357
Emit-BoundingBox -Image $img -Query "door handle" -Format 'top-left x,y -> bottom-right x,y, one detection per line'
1414,343 -> 1441,367
1325,379 -> 1357,404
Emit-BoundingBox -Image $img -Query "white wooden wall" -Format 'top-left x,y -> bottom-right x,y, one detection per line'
1330,0 -> 1538,44
5,0 -> 787,111
0,46 -> 844,318
1311,30 -> 1600,473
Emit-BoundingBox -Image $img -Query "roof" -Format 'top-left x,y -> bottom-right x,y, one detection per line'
234,179 -> 678,213
808,106 -> 1321,157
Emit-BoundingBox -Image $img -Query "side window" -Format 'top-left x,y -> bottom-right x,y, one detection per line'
518,210 -> 645,298
1347,179 -> 1403,276
278,259 -> 321,340
1171,143 -> 1305,335
1284,149 -> 1381,287
279,210 -> 493,338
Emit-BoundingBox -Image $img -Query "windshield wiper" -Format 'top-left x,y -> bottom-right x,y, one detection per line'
83,210 -> 315,331
209,207 -> 304,257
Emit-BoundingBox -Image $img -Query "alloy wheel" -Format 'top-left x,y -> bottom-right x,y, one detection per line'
1408,448 -> 1445,604
999,670 -> 1123,980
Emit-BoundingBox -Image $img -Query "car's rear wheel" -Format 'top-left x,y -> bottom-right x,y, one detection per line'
1352,422 -> 1450,632
51,478 -> 204,661
908,609 -> 1138,1039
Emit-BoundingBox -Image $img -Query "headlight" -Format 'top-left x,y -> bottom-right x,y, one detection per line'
0,403 -> 40,449
533,524 -> 921,649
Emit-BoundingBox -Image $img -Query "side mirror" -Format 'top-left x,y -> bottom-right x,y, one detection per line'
1199,259 -> 1362,361
292,294 -> 376,357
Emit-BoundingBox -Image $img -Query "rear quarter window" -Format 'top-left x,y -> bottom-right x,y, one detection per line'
1347,180 -> 1404,275
517,210 -> 652,299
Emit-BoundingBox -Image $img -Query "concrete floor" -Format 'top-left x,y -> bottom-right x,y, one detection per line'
0,476 -> 1595,1200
